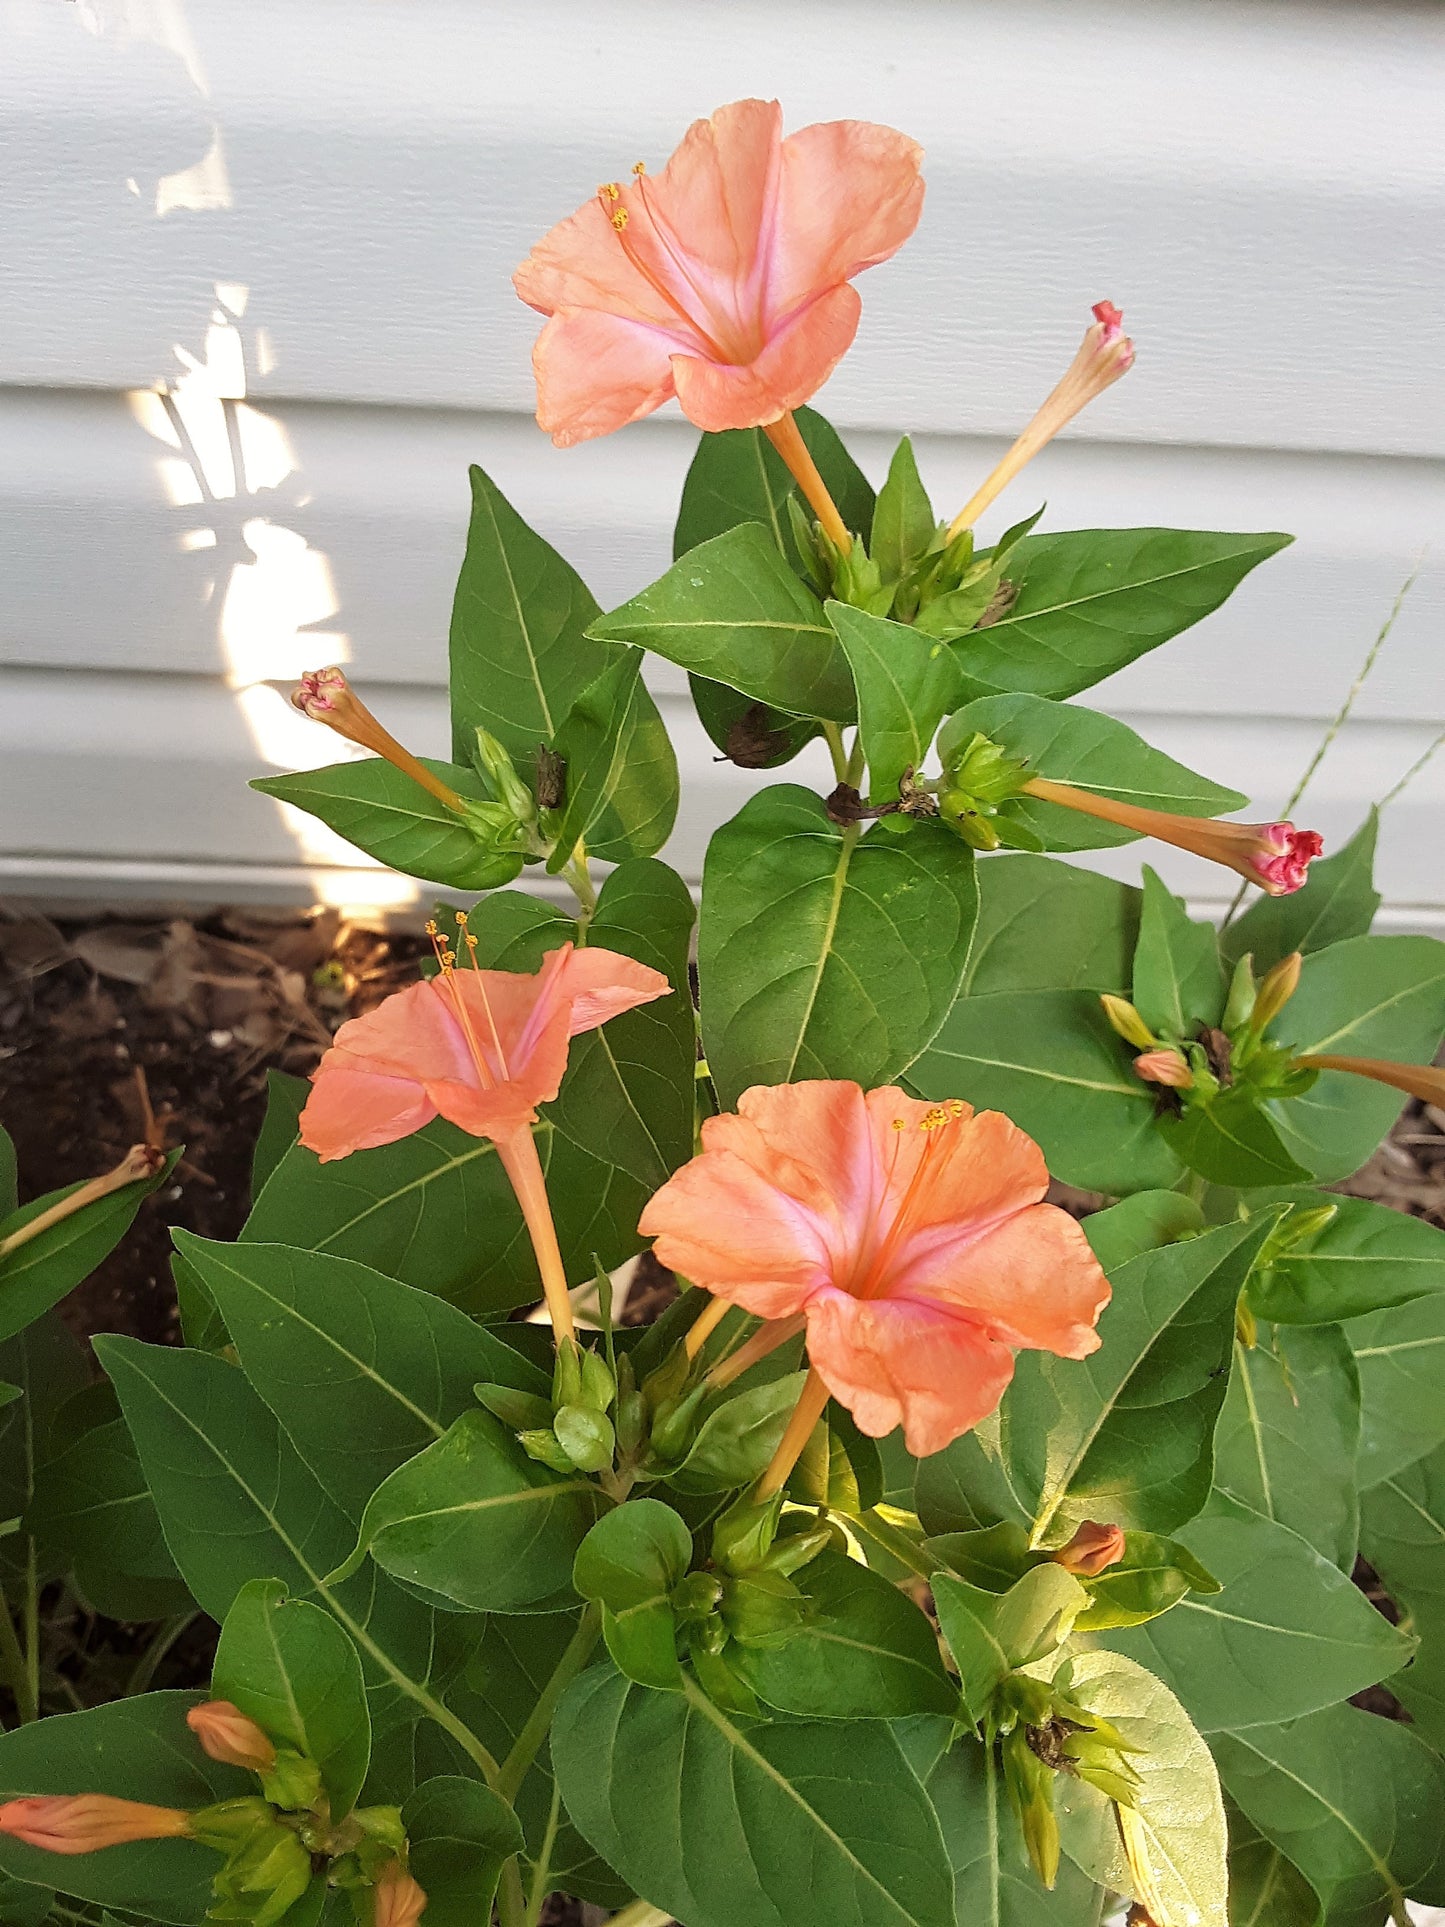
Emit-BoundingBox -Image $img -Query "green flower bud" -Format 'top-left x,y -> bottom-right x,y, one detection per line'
670,1571 -> 725,1623
552,1336 -> 585,1409
1099,995 -> 1157,1051
473,1383 -> 555,1432
472,727 -> 537,826
1001,1728 -> 1061,1889
554,1403 -> 615,1473
518,1428 -> 577,1474
762,1524 -> 833,1579
259,1748 -> 323,1814
710,1493 -> 782,1576
647,1384 -> 708,1464
209,1818 -> 313,1927
579,1347 -> 616,1414
1222,953 -> 1258,1034
189,1798 -> 277,1854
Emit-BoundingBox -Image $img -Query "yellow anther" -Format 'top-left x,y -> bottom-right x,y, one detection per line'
599,181 -> 620,201
425,918 -> 440,937
891,1118 -> 906,1132
611,208 -> 629,231
632,161 -> 647,175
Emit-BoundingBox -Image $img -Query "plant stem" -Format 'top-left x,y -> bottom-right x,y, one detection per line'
496,1129 -> 578,1344
821,722 -> 849,786
844,732 -> 866,790
522,1784 -> 563,1927
754,1368 -> 831,1500
563,844 -> 598,931
125,1612 -> 197,1696
762,412 -> 852,554
0,1581 -> 35,1722
23,1540 -> 38,1720
497,1602 -> 601,1804
496,1856 -> 527,1927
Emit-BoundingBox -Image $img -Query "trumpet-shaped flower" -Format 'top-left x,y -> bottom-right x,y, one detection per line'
0,1795 -> 192,1854
640,1082 -> 1109,1456
185,1702 -> 277,1774
514,98 -> 924,447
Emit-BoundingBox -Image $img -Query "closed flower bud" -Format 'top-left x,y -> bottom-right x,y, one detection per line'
1294,1054 -> 1445,1109
1100,996 -> 1156,1051
1052,1521 -> 1127,1577
373,1861 -> 427,1927
0,1794 -> 192,1855
1252,951 -> 1303,1032
290,667 -> 469,820
1133,1050 -> 1193,1091
187,1702 -> 277,1775
552,1403 -> 615,1473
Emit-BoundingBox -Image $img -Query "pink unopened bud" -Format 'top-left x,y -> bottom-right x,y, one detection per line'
1133,1050 -> 1194,1090
374,1862 -> 427,1927
290,665 -> 351,720
1053,1521 -> 1127,1577
288,667 -> 466,817
186,1701 -> 277,1774
0,1795 -> 192,1855
1252,825 -> 1324,896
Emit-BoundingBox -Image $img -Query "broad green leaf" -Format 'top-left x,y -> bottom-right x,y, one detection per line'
961,853 -> 1141,997
545,860 -> 696,1190
173,1233 -> 546,1521
1213,1703 -> 1445,1924
244,1117 -> 648,1317
574,1499 -> 690,1692
909,988 -> 1183,1195
925,1736 -> 1104,1925
1349,1291 -> 1445,1486
1005,1213 -> 1278,1542
1226,1803 -> 1322,1926
546,648 -> 678,864
1246,1190 -> 1445,1326
1131,866 -> 1224,1039
0,1152 -> 176,1348
448,463 -> 611,763
667,1371 -> 806,1495
334,1410 -> 604,1613
673,405 -> 875,562
251,759 -> 524,892
214,1579 -> 371,1816
687,676 -> 821,768
1360,1442 -> 1445,1757
1160,1091 -> 1314,1190
25,1415 -> 192,1620
592,523 -> 856,722
1213,1325 -> 1360,1567
1054,1648 -> 1228,1927
1223,812 -> 1381,971
737,1549 -> 957,1720
1072,1528 -> 1221,1632
825,604 -> 964,804
1083,1189 -> 1205,1272
251,1070 -> 309,1202
0,1694 -> 250,1922
96,1338 -> 461,1745
1100,1498 -> 1411,1732
699,785 -> 978,1106
932,1563 -> 1087,1720
1265,934 -> 1445,1181
400,1776 -> 524,1927
949,527 -> 1291,704
871,437 -> 936,584
553,1663 -> 954,1927
0,1313 -> 88,1587
939,693 -> 1247,853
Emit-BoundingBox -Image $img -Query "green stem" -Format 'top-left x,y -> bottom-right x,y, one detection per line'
844,732 -> 865,790
0,1580 -> 35,1722
562,843 -> 598,932
125,1612 -> 196,1696
522,1783 -> 563,1927
497,1602 -> 602,1804
606,1903 -> 674,1927
821,722 -> 849,786
23,1540 -> 38,1720
496,1856 -> 527,1927
849,1510 -> 936,1582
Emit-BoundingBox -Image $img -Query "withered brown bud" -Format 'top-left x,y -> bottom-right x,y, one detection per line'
1199,1026 -> 1235,1086
824,783 -> 868,826
535,746 -> 567,811
975,578 -> 1019,629
723,702 -> 791,769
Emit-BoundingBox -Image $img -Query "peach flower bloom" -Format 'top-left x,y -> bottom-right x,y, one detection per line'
186,1700 -> 277,1774
373,1862 -> 427,1927
1053,1521 -> 1127,1577
0,1794 -> 191,1854
641,1082 -> 1109,1456
514,98 -> 924,447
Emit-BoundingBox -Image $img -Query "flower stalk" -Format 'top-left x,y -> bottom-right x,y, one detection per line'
753,1367 -> 832,1500
292,668 -> 468,817
762,412 -> 853,554
1295,1054 -> 1445,1107
0,1144 -> 163,1263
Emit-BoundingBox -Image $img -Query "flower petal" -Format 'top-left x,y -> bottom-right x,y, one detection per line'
298,1066 -> 437,1163
870,1100 -> 1051,1250
804,1289 -> 1016,1457
645,98 -> 782,296
323,978 -> 473,1088
670,282 -> 861,433
551,944 -> 674,1035
514,195 -> 681,329
768,119 -> 926,321
906,1203 -> 1110,1357
531,308 -> 680,447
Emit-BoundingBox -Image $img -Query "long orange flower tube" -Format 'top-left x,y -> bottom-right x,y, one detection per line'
0,1795 -> 192,1854
299,933 -> 669,1339
640,1081 -> 1110,1457
514,98 -> 924,495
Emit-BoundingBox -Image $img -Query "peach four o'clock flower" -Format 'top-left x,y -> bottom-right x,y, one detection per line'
299,927 -> 670,1339
514,98 -> 924,550
186,1701 -> 277,1774
0,1794 -> 193,1854
640,1081 -> 1110,1460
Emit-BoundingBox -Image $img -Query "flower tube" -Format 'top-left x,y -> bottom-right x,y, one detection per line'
0,1795 -> 192,1854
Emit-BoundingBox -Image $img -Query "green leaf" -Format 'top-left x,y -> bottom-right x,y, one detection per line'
1159,1092 -> 1315,1190
334,1410 -> 604,1612
1360,1441 -> 1445,1757
908,987 -> 1183,1195
1212,1703 -> 1445,1923
574,1499 -> 691,1692
0,1694 -> 250,1922
1222,811 -> 1381,971
1265,934 -> 1445,1181
214,1579 -> 371,1816
932,1563 -> 1087,1720
665,1371 -> 806,1495
173,1233 -> 546,1521
1072,1528 -> 1221,1632
25,1415 -> 192,1620
1131,866 -> 1224,1038
940,692 -> 1247,853
547,648 -> 678,865
673,405 -> 875,563
825,603 -> 965,805
699,785 -> 978,1106
736,1549 -> 957,1720
400,1776 -> 524,1927
251,1070 -> 309,1202
1100,1497 -> 1412,1732
96,1338 -> 459,1742
0,1152 -> 176,1348
961,854 -> 1141,998
1247,1190 -> 1445,1325
592,523 -> 856,723
687,677 -> 821,769
544,860 -> 696,1190
1350,1291 -> 1445,1487
1213,1325 -> 1360,1567
925,1736 -> 1104,1925
1083,1189 -> 1205,1272
1226,1803 -> 1322,1926
871,437 -> 936,584
949,527 -> 1292,704
1053,1648 -> 1228,1927
1005,1213 -> 1278,1542
448,463 -> 611,763
0,1313 -> 88,1587
251,759 -> 524,892
552,1663 -> 954,1927
244,1116 -> 648,1318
